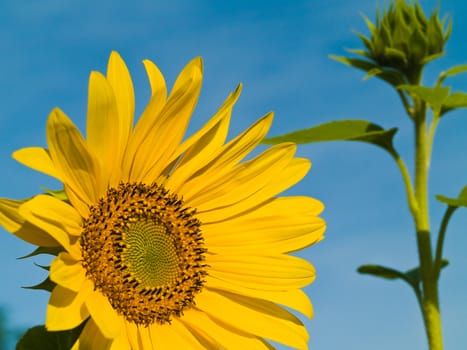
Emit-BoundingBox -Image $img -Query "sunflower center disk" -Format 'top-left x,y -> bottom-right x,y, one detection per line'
123,220 -> 179,287
80,182 -> 207,326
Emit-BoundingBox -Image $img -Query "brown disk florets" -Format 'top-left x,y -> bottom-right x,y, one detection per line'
80,182 -> 207,326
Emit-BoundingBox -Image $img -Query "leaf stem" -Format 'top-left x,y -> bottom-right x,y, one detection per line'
391,152 -> 418,217
427,114 -> 440,167
433,206 -> 457,281
397,90 -> 414,120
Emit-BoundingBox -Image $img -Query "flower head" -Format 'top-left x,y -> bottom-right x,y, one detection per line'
1,52 -> 325,349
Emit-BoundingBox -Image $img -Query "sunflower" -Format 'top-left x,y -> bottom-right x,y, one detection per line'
1,52 -> 325,349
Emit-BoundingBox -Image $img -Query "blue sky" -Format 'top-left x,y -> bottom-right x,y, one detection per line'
1,0 -> 467,349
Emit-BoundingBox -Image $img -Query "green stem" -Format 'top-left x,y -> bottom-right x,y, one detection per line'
413,99 -> 443,350
433,206 -> 457,281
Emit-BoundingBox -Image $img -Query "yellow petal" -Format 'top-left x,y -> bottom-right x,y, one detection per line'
177,113 -> 273,199
188,143 -> 296,209
121,324 -> 153,350
106,51 -> 135,151
126,59 -> 167,156
47,108 -> 100,210
143,58 -> 167,101
137,326 -> 154,350
86,71 -> 124,188
197,157 -> 310,222
12,147 -> 62,181
46,281 -> 92,331
109,324 -> 130,350
206,277 -> 313,318
71,318 -> 113,350
85,290 -> 122,339
197,289 -> 309,350
19,195 -> 81,258
0,198 -> 59,247
64,184 -> 91,218
166,85 -> 241,192
207,254 -> 315,290
50,252 -> 86,292
181,308 -> 274,349
150,319 -> 207,350
203,198 -> 325,254
239,195 -> 323,217
125,57 -> 203,181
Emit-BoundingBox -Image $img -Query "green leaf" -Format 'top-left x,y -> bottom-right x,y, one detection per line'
398,84 -> 450,113
16,322 -> 86,350
441,92 -> 467,114
23,276 -> 56,293
438,64 -> 467,85
358,259 -> 449,289
436,186 -> 467,207
262,120 -> 398,154
357,264 -> 416,288
17,246 -> 64,260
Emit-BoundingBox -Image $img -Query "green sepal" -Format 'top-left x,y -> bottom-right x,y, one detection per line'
329,55 -> 376,71
17,246 -> 64,260
33,263 -> 50,271
354,32 -> 373,53
41,187 -> 68,202
384,47 -> 407,64
436,186 -> 467,208
363,67 -> 383,80
346,47 -> 371,59
409,25 -> 427,63
420,52 -> 445,66
443,16 -> 453,42
330,55 -> 405,87
16,321 -> 86,350
262,119 -> 398,155
361,13 -> 377,37
22,276 -> 56,293
427,14 -> 444,54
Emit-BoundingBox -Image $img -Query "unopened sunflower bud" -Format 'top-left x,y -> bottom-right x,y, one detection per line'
357,0 -> 451,83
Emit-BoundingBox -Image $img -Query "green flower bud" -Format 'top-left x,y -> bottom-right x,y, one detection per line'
355,0 -> 451,83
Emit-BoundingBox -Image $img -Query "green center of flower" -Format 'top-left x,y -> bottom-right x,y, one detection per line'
123,220 -> 179,287
80,182 -> 207,326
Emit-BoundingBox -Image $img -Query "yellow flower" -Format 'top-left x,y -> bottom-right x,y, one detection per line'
1,52 -> 325,349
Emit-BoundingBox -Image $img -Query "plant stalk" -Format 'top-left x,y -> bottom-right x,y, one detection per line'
413,99 -> 443,350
